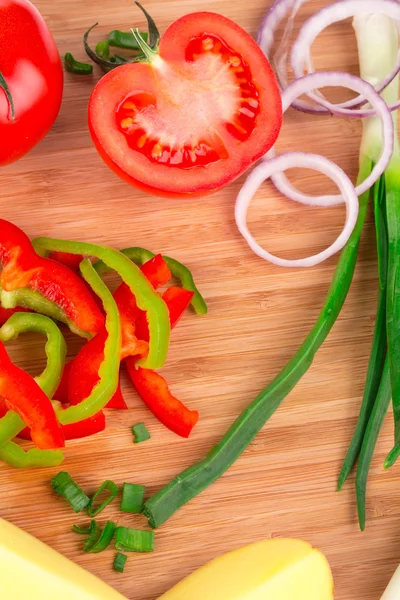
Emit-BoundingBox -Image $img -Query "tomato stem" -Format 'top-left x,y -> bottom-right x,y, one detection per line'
134,2 -> 160,49
0,72 -> 15,121
130,28 -> 158,62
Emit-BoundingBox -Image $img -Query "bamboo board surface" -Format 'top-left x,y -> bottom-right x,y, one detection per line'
0,0 -> 398,598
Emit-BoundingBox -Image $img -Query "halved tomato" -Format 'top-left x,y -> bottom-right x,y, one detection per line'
88,11 -> 282,198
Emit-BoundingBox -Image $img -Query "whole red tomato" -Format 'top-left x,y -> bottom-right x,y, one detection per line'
89,10 -> 282,198
0,0 -> 63,165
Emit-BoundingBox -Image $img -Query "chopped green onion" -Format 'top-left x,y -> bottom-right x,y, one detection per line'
114,527 -> 154,553
132,422 -> 150,443
83,520 -> 100,552
120,483 -> 146,513
87,480 -> 118,517
85,521 -> 117,553
51,472 -> 90,513
72,523 -> 92,535
113,552 -> 128,573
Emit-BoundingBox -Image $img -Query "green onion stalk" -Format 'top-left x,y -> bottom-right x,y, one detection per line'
338,13 -> 399,529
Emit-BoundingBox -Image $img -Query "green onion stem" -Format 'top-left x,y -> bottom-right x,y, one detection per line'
143,159 -> 371,527
114,527 -> 154,553
87,480 -> 118,517
51,472 -> 90,513
120,483 -> 146,513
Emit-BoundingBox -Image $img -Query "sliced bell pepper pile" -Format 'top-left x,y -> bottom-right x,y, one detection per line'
32,236 -> 170,370
0,221 -> 206,467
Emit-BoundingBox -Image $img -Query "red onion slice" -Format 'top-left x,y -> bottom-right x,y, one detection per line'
235,152 -> 359,268
290,0 -> 400,116
258,0 -> 400,115
267,71 -> 394,206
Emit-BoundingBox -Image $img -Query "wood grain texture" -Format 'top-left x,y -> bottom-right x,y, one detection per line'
0,0 -> 398,598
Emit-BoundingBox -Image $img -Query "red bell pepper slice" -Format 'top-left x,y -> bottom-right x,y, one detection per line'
140,253 -> 171,289
105,383 -> 128,409
54,361 -> 72,404
162,286 -> 194,328
0,306 -> 31,326
18,409 -> 106,441
126,364 -> 199,438
0,341 -> 64,449
57,359 -> 127,410
125,282 -> 197,438
66,329 -> 127,409
0,219 -> 104,335
114,254 -> 171,358
47,251 -> 85,272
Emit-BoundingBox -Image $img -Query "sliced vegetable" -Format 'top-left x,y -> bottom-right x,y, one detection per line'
73,524 -> 92,535
88,5 -> 282,197
0,220 -> 104,337
162,287 -> 194,328
120,483 -> 146,514
236,150 -> 359,268
51,472 -> 90,513
0,339 -> 64,450
0,442 -> 64,468
113,552 -> 128,573
83,520 -> 101,552
131,422 -> 150,443
87,480 -> 119,517
114,527 -> 154,552
64,53 -> 93,75
57,259 -> 121,425
127,365 -> 199,438
85,520 -> 117,553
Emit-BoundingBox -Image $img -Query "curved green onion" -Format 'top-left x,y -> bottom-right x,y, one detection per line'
85,520 -> 117,553
83,520 -> 100,552
87,480 -> 119,517
73,523 -> 92,535
51,472 -> 90,513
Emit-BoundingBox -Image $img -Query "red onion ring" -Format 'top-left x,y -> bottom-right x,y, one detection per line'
235,152 -> 359,268
258,0 -> 400,115
290,0 -> 400,116
266,72 -> 394,206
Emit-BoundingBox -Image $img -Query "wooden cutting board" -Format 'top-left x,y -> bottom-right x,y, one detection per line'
1,0 -> 398,598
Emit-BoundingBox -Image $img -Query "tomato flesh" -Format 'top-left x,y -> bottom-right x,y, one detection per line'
89,12 -> 282,197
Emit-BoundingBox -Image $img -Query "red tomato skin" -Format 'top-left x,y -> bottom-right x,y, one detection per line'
0,0 -> 63,165
89,12 -> 282,198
